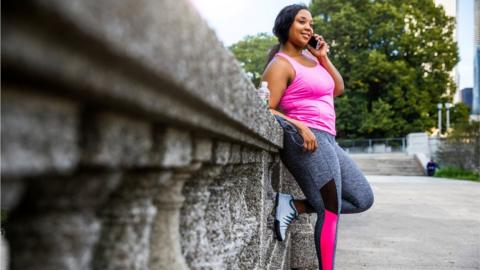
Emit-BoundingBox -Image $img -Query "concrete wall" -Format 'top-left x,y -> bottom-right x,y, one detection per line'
1,0 -> 317,269
406,133 -> 431,156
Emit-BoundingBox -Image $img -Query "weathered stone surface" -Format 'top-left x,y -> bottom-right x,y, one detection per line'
282,165 -> 319,269
254,152 -> 278,268
241,147 -> 257,164
82,112 -> 152,168
153,127 -> 193,168
0,179 -> 25,212
33,0 -> 282,146
8,172 -> 121,270
1,236 -> 8,270
191,164 -> 262,269
1,89 -> 79,177
2,0 -> 283,150
229,144 -> 242,164
93,171 -> 169,270
290,228 -> 319,269
213,142 -> 231,165
1,0 -> 299,269
149,164 -> 201,270
180,166 -> 222,269
266,235 -> 291,270
193,137 -> 213,162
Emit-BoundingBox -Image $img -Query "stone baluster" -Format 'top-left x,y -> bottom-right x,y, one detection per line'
180,165 -> 222,269
148,162 -> 201,270
147,127 -> 203,270
92,171 -> 172,270
76,111 -> 159,270
7,172 -> 121,270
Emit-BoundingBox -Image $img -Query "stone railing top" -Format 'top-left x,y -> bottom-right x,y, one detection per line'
2,0 -> 282,150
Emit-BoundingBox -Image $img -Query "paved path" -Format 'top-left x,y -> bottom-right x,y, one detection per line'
336,176 -> 480,270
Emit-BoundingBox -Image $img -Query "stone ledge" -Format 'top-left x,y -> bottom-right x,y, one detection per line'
2,0 -> 283,151
1,88 -> 80,177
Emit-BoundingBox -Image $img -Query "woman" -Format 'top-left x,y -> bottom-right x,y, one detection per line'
263,4 -> 374,270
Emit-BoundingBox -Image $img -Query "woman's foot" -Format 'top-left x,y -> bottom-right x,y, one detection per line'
274,192 -> 298,241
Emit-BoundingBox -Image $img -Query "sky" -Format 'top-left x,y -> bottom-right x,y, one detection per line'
188,0 -> 309,46
189,0 -> 474,90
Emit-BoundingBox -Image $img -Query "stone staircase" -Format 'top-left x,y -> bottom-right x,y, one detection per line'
350,153 -> 425,176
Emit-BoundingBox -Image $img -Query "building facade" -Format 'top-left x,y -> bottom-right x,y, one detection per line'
461,87 -> 474,109
435,0 -> 459,101
473,0 -> 480,115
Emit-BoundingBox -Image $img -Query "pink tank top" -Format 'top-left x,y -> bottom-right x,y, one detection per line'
276,51 -> 336,136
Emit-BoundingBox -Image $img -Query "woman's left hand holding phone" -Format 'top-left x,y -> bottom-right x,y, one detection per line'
307,34 -> 329,58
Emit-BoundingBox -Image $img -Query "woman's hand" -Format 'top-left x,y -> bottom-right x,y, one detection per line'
297,123 -> 318,152
307,34 -> 329,58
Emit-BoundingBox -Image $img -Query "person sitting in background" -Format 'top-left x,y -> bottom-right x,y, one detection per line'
427,159 -> 438,176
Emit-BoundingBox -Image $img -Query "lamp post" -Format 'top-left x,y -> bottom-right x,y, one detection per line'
437,103 -> 443,136
445,103 -> 452,131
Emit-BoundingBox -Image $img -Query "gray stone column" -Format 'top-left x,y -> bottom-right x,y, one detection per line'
147,127 -> 200,270
203,174 -> 233,269
149,163 -> 201,270
180,165 -> 223,269
93,171 -> 171,270
7,172 -> 121,270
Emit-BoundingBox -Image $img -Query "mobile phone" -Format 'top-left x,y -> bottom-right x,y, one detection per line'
308,36 -> 318,48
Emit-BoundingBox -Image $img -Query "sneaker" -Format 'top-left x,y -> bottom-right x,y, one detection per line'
274,192 -> 298,241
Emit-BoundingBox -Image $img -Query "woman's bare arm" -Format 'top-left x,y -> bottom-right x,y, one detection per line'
262,57 -> 318,152
262,57 -> 305,128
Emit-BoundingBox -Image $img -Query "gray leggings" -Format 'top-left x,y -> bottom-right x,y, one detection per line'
275,116 -> 374,269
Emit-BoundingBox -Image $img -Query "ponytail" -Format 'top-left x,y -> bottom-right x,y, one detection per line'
263,43 -> 281,72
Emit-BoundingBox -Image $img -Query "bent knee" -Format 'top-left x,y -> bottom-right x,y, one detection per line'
359,189 -> 374,212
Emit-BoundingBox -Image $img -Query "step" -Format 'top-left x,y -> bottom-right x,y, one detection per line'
350,154 -> 424,176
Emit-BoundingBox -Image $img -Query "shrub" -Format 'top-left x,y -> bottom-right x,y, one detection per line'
435,121 -> 480,173
434,166 -> 480,181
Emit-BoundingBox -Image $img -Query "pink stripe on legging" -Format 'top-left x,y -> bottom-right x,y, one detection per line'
320,209 -> 338,270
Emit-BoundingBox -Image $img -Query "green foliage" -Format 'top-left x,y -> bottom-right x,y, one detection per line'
436,121 -> 480,172
450,103 -> 471,127
310,0 -> 459,138
229,33 -> 278,87
434,166 -> 480,182
228,1 -> 459,139
448,120 -> 480,142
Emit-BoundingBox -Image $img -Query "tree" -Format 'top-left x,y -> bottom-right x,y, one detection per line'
310,0 -> 459,138
450,103 -> 470,128
229,33 -> 277,87
436,120 -> 480,173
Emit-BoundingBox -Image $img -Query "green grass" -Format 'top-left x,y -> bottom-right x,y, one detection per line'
434,166 -> 480,182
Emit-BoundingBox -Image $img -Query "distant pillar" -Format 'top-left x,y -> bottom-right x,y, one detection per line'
445,103 -> 452,131
437,103 -> 443,136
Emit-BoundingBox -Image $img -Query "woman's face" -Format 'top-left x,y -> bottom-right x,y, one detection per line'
288,9 -> 314,48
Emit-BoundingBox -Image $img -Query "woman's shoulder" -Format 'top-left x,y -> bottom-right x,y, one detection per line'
265,55 -> 294,74
263,56 -> 295,83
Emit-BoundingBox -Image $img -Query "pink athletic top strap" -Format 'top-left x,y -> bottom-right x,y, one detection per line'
275,51 -> 337,136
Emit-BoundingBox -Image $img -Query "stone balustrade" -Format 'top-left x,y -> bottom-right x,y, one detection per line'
1,0 -> 317,269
